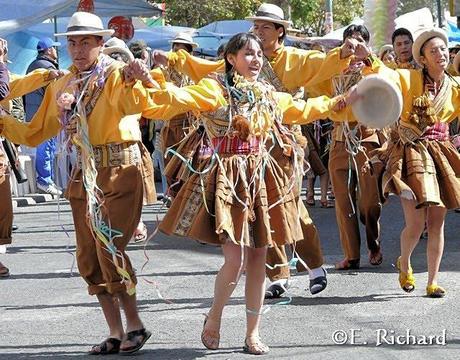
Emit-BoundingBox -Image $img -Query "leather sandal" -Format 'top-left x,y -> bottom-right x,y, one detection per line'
243,337 -> 270,355
0,262 -> 9,278
89,337 -> 121,355
201,315 -> 220,350
335,258 -> 360,270
369,249 -> 383,266
119,328 -> 151,355
320,199 -> 334,208
306,195 -> 315,207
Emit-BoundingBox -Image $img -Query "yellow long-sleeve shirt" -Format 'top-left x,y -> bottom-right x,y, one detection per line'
0,68 -> 54,107
150,78 -> 338,128
167,45 -> 350,93
0,63 -> 154,147
168,50 -> 225,83
397,69 -> 460,125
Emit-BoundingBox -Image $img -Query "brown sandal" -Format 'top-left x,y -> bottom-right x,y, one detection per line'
320,199 -> 334,208
243,337 -> 270,355
369,249 -> 383,266
89,337 -> 121,355
335,258 -> 360,270
306,193 -> 315,206
0,262 -> 9,278
201,315 -> 220,350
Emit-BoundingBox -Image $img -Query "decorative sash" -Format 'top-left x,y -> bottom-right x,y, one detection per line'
259,56 -> 304,99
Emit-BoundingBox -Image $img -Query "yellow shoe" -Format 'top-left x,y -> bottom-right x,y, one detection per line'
396,256 -> 415,292
426,284 -> 446,298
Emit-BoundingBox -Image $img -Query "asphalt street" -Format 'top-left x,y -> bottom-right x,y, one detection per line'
1,191 -> 459,359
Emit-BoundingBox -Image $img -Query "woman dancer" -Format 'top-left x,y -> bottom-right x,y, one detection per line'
367,28 -> 460,298
149,33 -> 346,354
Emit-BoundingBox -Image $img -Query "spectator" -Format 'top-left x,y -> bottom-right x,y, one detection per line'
24,37 -> 62,196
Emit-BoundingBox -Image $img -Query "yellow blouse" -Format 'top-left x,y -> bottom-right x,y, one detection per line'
0,69 -> 53,106
267,45 -> 350,93
167,45 -> 350,92
168,50 -> 225,83
0,64 -> 154,146
397,69 -> 460,125
150,78 -> 337,129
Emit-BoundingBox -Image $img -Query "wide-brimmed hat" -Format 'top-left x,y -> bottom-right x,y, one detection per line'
412,27 -> 448,66
102,37 -> 134,62
351,74 -> 403,129
169,32 -> 198,48
378,44 -> 393,59
245,3 -> 291,28
55,12 -> 115,37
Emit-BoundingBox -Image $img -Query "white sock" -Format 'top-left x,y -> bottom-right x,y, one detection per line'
268,278 -> 290,288
309,266 -> 326,280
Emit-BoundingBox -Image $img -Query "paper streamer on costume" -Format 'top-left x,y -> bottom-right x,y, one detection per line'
363,0 -> 398,51
57,56 -> 136,295
138,215 -> 174,304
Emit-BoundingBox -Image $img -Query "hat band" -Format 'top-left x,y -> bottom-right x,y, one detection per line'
66,25 -> 104,32
255,11 -> 284,22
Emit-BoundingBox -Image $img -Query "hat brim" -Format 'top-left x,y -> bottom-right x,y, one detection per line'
55,29 -> 115,37
351,74 -> 402,130
245,16 -> 291,28
169,39 -> 198,48
102,46 -> 134,62
412,28 -> 448,66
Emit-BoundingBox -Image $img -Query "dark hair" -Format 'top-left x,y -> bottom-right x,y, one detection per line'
172,42 -> 193,54
392,28 -> 413,44
128,40 -> 147,59
342,24 -> 370,44
274,23 -> 286,43
224,32 -> 263,79
217,42 -> 227,58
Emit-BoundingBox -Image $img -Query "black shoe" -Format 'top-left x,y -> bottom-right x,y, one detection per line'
12,224 -> 18,232
309,268 -> 327,295
265,283 -> 286,299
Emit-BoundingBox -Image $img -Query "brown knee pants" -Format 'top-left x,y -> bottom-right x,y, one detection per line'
0,149 -> 13,246
265,200 -> 324,281
66,164 -> 143,295
329,141 -> 382,260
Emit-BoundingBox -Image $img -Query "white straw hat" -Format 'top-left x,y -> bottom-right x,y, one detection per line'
245,3 -> 291,28
351,74 -> 403,129
169,32 -> 198,48
412,27 -> 448,67
55,12 -> 115,37
378,44 -> 393,59
102,37 -> 134,62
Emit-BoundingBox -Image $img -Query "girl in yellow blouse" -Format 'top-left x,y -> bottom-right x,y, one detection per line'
364,28 -> 460,298
148,32 -> 343,355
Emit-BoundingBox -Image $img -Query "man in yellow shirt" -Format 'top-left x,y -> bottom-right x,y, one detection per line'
0,39 -> 65,278
388,28 -> 419,70
315,25 -> 388,271
151,3 -> 363,298
247,3 -> 365,297
0,12 -> 156,355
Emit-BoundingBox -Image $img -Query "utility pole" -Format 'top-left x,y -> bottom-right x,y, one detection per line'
437,0 -> 443,27
324,0 -> 333,34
